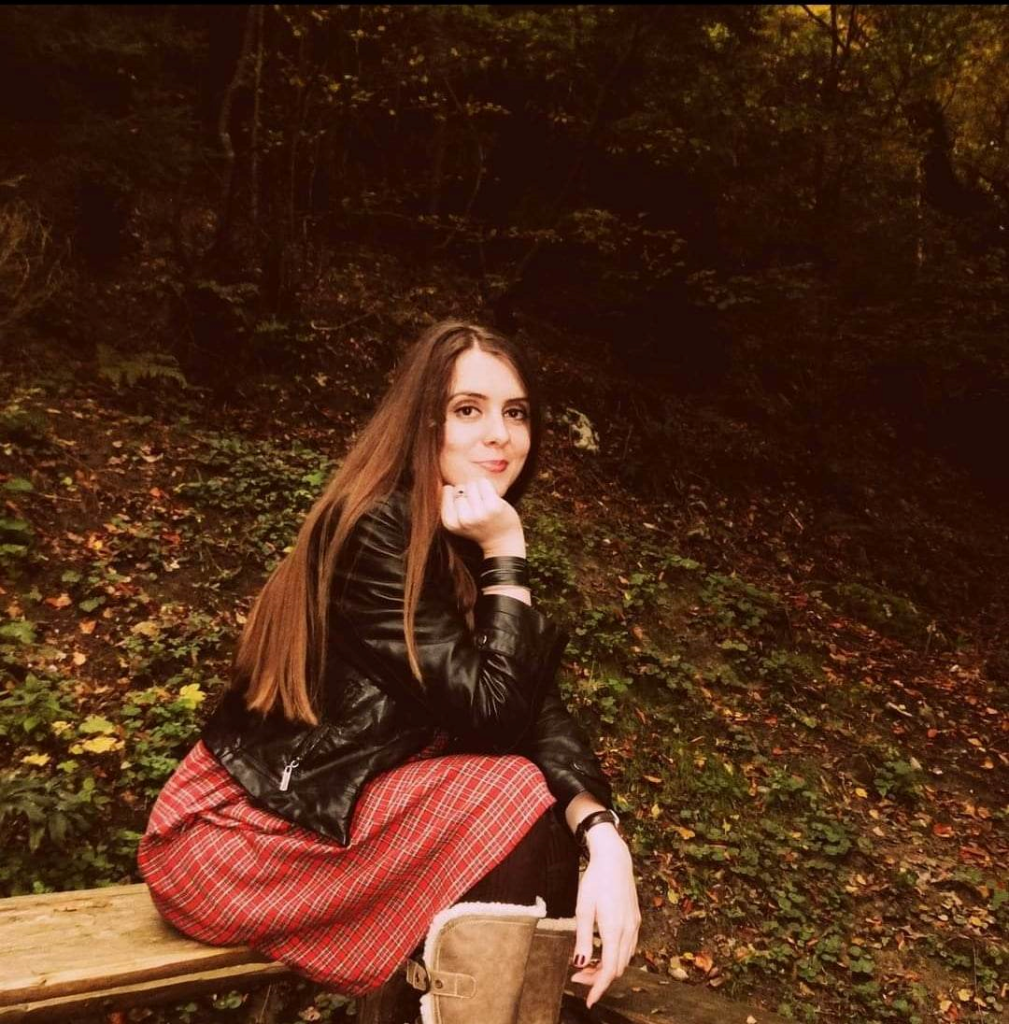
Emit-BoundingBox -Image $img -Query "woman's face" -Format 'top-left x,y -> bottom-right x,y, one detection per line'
440,346 -> 531,496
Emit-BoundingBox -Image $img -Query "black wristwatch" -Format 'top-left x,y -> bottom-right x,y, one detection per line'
574,809 -> 620,854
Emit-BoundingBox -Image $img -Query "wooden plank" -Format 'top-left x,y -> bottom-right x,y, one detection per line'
0,963 -> 293,1023
566,969 -> 792,1024
0,885 -> 274,1008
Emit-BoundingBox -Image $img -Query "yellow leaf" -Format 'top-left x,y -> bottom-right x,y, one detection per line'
957,989 -> 972,1002
21,753 -> 51,767
79,620 -> 97,635
855,787 -> 868,798
650,802 -> 662,819
178,683 -> 206,708
72,651 -> 87,666
672,826 -> 695,840
131,620 -> 161,638
68,742 -> 84,754
80,736 -> 123,754
45,593 -> 72,609
51,720 -> 72,735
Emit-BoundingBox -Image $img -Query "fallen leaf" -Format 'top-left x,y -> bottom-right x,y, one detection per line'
21,753 -> 51,767
80,736 -> 123,754
45,593 -> 72,609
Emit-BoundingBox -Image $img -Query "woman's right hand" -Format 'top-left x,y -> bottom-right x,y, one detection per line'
440,478 -> 524,554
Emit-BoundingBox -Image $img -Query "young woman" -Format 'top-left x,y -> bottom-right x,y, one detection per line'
137,320 -> 640,1024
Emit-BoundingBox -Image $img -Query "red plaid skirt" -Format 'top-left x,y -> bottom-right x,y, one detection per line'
137,736 -> 555,996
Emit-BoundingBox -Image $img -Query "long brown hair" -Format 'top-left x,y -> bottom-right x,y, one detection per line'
230,319 -> 545,725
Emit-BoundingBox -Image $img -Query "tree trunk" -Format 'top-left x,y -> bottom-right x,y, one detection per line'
213,4 -> 256,264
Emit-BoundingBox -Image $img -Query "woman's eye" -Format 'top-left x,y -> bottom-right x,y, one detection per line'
454,405 -> 529,420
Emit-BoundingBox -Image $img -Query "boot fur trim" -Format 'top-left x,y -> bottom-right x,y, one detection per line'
419,896 -> 547,969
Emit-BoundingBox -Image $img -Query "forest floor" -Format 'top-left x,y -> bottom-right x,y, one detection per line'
0,294 -> 1006,1024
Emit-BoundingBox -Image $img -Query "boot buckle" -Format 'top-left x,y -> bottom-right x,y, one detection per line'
405,958 -> 475,998
406,958 -> 430,993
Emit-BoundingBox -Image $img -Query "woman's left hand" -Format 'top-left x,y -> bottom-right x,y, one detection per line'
569,825 -> 640,1009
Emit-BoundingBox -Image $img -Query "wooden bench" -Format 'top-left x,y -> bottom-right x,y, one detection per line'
0,884 -> 790,1024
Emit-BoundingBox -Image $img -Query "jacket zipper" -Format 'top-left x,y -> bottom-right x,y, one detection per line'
278,728 -> 327,791
279,757 -> 300,792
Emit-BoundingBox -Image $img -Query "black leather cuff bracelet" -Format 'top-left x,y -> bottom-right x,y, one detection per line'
479,555 -> 531,589
574,809 -> 620,854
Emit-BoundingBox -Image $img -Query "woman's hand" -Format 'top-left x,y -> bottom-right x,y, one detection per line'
440,478 -> 523,554
570,825 -> 641,1009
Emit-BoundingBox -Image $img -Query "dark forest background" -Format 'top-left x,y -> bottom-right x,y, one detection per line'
0,6 -> 1007,1024
2,4 -> 1007,450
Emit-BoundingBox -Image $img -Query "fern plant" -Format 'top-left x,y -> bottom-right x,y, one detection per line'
96,343 -> 190,388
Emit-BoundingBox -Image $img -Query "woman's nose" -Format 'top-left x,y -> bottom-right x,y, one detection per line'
485,411 -> 510,444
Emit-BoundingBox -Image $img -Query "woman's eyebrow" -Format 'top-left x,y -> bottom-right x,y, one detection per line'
449,391 -> 529,403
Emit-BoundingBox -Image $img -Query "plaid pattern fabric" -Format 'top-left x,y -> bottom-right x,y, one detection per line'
137,737 -> 555,995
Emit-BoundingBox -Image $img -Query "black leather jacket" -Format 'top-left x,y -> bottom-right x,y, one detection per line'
200,486 -> 612,845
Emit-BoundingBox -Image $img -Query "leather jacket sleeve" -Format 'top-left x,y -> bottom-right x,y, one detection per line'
514,677 -> 614,812
329,493 -> 568,754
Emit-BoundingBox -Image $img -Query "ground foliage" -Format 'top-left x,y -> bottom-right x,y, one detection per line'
1,278 -> 1007,1022
0,5 -> 1007,1024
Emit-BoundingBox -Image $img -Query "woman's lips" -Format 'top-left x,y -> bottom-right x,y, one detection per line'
477,460 -> 508,473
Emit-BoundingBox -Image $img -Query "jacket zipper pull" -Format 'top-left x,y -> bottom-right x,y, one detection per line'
279,757 -> 301,792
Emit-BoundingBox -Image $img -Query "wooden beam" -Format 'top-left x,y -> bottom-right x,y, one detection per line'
0,964 -> 293,1023
565,968 -> 793,1024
